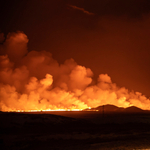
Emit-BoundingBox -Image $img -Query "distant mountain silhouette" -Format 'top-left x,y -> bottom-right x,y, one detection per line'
83,104 -> 148,113
124,106 -> 143,113
96,104 -> 124,112
84,104 -> 124,112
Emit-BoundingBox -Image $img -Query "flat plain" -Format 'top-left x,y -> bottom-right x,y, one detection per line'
1,110 -> 150,150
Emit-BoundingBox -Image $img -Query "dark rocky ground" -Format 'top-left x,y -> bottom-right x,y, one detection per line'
1,110 -> 150,150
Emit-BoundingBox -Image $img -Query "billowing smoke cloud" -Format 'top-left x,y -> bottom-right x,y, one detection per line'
0,32 -> 150,111
3,32 -> 28,63
0,33 -> 5,43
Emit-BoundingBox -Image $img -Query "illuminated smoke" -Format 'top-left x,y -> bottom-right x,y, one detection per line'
0,32 -> 150,111
3,32 -> 28,63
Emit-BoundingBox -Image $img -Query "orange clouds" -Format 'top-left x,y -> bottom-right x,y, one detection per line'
0,32 -> 150,111
4,32 -> 28,62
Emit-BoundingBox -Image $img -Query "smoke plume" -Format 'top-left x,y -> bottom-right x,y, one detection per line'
0,32 -> 150,111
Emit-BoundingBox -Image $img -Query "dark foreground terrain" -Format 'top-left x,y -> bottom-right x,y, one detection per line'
1,110 -> 150,150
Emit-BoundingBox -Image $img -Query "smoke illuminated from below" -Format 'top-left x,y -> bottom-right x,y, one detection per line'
0,31 -> 150,112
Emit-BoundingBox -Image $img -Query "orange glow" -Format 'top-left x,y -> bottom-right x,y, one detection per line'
6,108 -> 83,112
0,32 -> 150,112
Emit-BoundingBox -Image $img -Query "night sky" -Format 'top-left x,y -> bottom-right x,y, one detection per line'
0,0 -> 150,97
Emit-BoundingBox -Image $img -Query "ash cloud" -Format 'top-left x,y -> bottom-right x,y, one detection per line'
0,32 -> 150,111
0,33 -> 5,43
3,32 -> 28,63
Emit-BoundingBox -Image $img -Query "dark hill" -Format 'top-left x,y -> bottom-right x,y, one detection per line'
83,104 -> 150,113
83,104 -> 124,112
124,106 -> 144,113
96,104 -> 124,112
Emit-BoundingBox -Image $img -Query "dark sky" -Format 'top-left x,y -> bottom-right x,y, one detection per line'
1,0 -> 150,97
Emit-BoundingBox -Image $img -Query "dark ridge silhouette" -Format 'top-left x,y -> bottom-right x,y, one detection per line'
83,104 -> 150,113
96,104 -> 124,112
124,106 -> 144,113
83,104 -> 124,112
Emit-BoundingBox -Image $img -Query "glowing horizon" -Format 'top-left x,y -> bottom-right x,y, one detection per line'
0,32 -> 150,112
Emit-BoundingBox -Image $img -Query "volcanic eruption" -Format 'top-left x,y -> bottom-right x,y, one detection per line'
0,31 -> 150,112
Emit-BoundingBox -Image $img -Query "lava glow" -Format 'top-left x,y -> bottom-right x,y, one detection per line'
0,32 -> 150,112
6,109 -> 83,113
